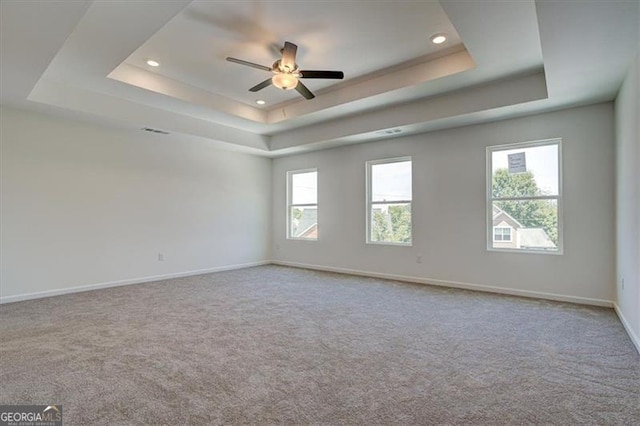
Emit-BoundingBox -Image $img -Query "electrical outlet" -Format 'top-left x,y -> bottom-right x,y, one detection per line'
158,253 -> 164,261
621,277 -> 625,291
416,254 -> 423,264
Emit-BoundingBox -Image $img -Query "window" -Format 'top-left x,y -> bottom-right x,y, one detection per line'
493,227 -> 512,242
366,157 -> 412,245
287,169 -> 318,240
487,139 -> 562,254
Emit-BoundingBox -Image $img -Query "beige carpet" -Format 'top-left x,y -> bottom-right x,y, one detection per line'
1,265 -> 638,425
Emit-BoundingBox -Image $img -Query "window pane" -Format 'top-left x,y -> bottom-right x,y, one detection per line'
291,171 -> 317,204
491,144 -> 559,198
492,200 -> 558,251
290,206 -> 318,239
494,227 -> 512,242
372,161 -> 412,202
370,203 -> 411,244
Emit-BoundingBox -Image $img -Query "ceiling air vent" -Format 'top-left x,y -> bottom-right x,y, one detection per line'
142,127 -> 170,135
375,128 -> 402,136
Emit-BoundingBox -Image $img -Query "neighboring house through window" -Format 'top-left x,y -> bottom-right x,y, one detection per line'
287,169 -> 318,240
366,157 -> 412,245
487,139 -> 562,253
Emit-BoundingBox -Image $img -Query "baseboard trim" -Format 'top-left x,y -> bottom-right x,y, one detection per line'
272,260 -> 614,308
613,303 -> 640,354
0,260 -> 270,304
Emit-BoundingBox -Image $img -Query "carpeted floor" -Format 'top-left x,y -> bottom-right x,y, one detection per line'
1,265 -> 638,425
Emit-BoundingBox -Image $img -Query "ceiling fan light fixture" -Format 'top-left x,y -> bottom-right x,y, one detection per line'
272,73 -> 298,91
226,41 -> 343,100
430,33 -> 447,44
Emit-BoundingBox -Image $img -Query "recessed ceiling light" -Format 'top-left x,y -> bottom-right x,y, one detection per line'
146,59 -> 160,67
255,99 -> 266,105
430,34 -> 447,45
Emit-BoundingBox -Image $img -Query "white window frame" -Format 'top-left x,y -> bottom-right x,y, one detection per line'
366,157 -> 413,246
286,168 -> 318,241
493,226 -> 512,242
486,138 -> 563,255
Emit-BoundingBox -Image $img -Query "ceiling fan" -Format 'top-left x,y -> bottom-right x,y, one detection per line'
226,41 -> 344,100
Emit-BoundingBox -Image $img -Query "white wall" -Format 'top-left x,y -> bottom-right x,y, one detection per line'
615,52 -> 640,346
272,103 -> 616,305
1,106 -> 272,301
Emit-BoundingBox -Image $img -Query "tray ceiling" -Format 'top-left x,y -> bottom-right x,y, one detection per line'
1,0 -> 637,156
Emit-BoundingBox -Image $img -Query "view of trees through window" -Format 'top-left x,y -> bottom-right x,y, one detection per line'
489,141 -> 561,252
371,204 -> 412,243
368,159 -> 412,244
492,169 -> 558,245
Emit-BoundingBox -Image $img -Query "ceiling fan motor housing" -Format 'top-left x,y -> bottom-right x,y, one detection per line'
273,60 -> 299,74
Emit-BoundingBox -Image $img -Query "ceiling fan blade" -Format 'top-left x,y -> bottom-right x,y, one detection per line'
249,78 -> 273,92
295,80 -> 315,100
226,57 -> 272,72
281,41 -> 298,72
300,70 -> 344,79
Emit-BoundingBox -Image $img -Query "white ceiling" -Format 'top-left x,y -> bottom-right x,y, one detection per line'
1,0 -> 638,157
122,0 -> 463,107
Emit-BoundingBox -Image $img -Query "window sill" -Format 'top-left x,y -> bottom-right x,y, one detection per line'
366,241 -> 413,247
487,247 -> 563,255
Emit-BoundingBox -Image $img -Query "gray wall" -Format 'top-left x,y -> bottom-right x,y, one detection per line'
1,107 -> 272,301
615,51 -> 640,344
272,103 -> 616,305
